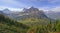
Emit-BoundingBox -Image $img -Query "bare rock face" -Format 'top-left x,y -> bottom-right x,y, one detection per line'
21,7 -> 48,19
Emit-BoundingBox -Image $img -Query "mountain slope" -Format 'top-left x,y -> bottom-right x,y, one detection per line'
0,14 -> 29,33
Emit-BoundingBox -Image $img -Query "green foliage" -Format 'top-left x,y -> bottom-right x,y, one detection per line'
27,19 -> 60,33
0,14 -> 29,33
55,20 -> 60,32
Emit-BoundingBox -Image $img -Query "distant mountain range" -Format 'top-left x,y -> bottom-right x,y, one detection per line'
0,8 -> 16,14
0,7 -> 60,20
10,7 -> 48,20
46,11 -> 60,19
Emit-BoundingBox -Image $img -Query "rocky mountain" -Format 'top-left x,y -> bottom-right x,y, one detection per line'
0,9 -> 15,14
8,7 -> 48,20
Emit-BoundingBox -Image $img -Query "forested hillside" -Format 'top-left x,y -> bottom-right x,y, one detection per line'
0,14 -> 29,33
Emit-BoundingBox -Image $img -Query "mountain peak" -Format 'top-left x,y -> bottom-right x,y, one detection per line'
30,6 -> 35,9
3,8 -> 10,11
29,6 -> 37,9
23,8 -> 27,11
29,7 -> 39,11
2,8 -> 12,14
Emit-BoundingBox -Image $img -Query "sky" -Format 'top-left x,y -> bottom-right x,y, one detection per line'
0,0 -> 60,12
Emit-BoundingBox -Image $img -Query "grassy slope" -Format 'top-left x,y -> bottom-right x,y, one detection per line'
18,17 -> 50,26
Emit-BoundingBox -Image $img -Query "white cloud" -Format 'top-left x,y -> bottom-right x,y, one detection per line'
0,6 -> 23,12
50,6 -> 60,12
39,7 -> 50,11
0,6 -> 8,10
39,6 -> 60,12
8,8 -> 23,12
39,8 -> 48,11
0,6 -> 60,12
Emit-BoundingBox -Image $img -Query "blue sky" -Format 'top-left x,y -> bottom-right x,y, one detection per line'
0,0 -> 60,11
